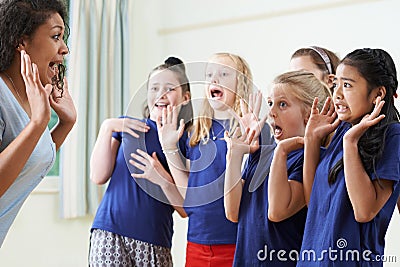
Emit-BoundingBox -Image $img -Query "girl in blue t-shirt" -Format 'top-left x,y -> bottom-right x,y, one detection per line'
89,57 -> 193,267
224,71 -> 331,266
300,48 -> 400,266
155,53 -> 254,266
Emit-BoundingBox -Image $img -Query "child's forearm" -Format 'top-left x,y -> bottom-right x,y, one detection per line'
343,138 -> 394,222
224,151 -> 245,222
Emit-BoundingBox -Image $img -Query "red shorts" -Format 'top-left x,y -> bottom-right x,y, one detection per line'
185,241 -> 236,267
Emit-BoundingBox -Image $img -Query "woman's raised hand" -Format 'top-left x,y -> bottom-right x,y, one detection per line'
20,50 -> 52,127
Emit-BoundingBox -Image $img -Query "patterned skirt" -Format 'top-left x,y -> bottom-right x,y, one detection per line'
89,229 -> 173,267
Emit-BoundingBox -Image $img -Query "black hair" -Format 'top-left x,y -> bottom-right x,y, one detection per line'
0,0 -> 69,95
143,56 -> 193,131
328,48 -> 400,184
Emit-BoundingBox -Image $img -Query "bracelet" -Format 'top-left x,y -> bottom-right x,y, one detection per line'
163,148 -> 179,154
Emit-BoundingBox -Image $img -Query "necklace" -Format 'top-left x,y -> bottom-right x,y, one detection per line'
211,121 -> 227,141
3,72 -> 23,104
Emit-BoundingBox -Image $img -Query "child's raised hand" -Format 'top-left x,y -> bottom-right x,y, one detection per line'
344,96 -> 385,143
103,118 -> 149,138
156,105 -> 185,150
305,97 -> 340,141
224,127 -> 259,157
129,149 -> 174,185
232,91 -> 267,141
276,136 -> 304,155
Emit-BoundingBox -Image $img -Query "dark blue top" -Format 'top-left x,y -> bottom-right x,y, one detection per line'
91,118 -> 186,248
233,142 -> 307,267
184,119 -> 238,245
298,122 -> 400,266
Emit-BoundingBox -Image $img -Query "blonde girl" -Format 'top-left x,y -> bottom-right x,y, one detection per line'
157,53 -> 253,266
224,71 -> 331,266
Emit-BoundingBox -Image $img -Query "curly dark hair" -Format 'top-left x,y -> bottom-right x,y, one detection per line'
328,48 -> 400,184
0,0 -> 69,96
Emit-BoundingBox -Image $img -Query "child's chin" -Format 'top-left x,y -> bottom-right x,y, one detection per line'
208,98 -> 229,111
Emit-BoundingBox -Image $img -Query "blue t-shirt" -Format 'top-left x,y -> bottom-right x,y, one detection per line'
298,122 -> 400,266
234,144 -> 307,266
91,118 -> 186,248
184,119 -> 238,245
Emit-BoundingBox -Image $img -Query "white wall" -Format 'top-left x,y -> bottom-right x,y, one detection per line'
1,1 -> 399,266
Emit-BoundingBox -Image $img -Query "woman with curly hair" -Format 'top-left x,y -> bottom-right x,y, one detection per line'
0,0 -> 76,247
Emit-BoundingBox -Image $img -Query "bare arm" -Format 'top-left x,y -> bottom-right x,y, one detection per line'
224,92 -> 266,222
268,137 -> 305,222
303,98 -> 339,204
224,128 -> 258,222
224,145 -> 245,223
157,106 -> 190,197
343,97 -> 393,222
0,121 -> 49,197
49,77 -> 77,151
90,118 -> 149,185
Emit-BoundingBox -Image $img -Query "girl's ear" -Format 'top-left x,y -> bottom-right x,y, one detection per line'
16,37 -> 27,52
182,91 -> 191,105
326,74 -> 335,89
304,110 -> 311,126
373,86 -> 387,104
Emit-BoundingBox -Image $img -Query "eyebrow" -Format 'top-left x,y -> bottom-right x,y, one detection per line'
341,77 -> 357,83
150,82 -> 178,86
333,76 -> 356,83
52,25 -> 64,31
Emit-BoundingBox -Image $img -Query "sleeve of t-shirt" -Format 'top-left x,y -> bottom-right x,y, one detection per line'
371,123 -> 400,185
112,131 -> 122,142
287,149 -> 304,183
242,141 -> 276,180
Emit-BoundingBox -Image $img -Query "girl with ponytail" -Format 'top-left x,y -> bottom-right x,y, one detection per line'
89,57 -> 192,266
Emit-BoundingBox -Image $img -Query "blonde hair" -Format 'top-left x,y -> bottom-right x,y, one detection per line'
189,53 -> 253,146
273,70 -> 332,146
272,70 -> 331,116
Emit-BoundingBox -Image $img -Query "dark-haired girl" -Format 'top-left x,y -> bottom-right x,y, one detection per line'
89,57 -> 192,266
0,0 -> 76,247
299,48 -> 400,266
